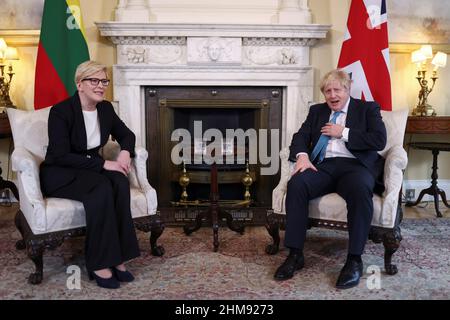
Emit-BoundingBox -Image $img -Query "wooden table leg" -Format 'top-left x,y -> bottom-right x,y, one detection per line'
405,149 -> 445,217
182,161 -> 245,251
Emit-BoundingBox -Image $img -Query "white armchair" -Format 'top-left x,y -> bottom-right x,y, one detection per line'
7,107 -> 165,284
266,109 -> 409,275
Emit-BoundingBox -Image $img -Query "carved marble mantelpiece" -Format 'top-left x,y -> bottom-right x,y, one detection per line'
96,22 -> 330,149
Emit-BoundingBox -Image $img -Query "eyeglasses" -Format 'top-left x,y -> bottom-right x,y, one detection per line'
82,78 -> 110,87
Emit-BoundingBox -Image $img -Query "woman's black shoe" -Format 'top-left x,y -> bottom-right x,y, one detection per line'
88,271 -> 120,289
112,267 -> 135,282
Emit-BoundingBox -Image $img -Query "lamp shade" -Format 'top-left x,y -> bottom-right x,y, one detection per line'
5,47 -> 19,60
0,38 -> 7,59
420,45 -> 433,59
0,38 -> 7,51
411,49 -> 427,63
431,51 -> 447,68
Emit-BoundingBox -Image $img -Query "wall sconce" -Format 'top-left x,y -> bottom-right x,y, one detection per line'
411,45 -> 447,116
0,37 -> 19,109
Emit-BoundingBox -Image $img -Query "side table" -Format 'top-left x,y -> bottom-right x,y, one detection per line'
406,116 -> 450,134
405,142 -> 450,217
183,162 -> 245,252
0,111 -> 19,202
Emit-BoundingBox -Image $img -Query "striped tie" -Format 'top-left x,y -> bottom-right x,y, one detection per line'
310,111 -> 342,163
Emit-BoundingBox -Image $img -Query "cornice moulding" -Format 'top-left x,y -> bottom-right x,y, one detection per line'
96,22 -> 330,40
0,30 -> 40,46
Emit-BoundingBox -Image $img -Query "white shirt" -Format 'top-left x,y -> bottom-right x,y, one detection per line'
82,109 -> 101,150
297,97 -> 355,160
324,98 -> 355,159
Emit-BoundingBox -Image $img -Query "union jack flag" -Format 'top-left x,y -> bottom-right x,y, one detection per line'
338,0 -> 392,111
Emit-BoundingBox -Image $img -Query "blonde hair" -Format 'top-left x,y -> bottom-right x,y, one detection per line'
75,60 -> 107,83
319,69 -> 352,93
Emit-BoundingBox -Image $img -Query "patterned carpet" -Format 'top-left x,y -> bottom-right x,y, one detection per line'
0,211 -> 449,300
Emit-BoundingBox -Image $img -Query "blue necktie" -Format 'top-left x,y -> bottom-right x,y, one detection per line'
310,111 -> 342,163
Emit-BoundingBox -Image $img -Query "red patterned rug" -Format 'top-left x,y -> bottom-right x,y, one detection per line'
0,213 -> 449,300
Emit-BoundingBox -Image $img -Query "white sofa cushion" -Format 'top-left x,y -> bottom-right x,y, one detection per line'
276,190 -> 384,227
43,188 -> 148,233
378,109 -> 409,158
7,107 -> 50,161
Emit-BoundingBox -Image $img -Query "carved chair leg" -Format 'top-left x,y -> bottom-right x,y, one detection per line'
150,215 -> 165,257
265,214 -> 281,255
383,226 -> 402,275
27,241 -> 44,284
14,211 -> 26,250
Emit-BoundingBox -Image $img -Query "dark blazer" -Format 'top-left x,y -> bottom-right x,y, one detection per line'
289,98 -> 387,192
40,92 -> 136,195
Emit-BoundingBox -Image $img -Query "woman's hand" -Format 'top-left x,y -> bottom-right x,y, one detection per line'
116,150 -> 131,174
292,154 -> 317,176
103,160 -> 127,175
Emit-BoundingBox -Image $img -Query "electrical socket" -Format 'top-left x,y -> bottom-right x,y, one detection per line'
405,189 -> 415,201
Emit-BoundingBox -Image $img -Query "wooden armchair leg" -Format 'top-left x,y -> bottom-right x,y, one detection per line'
383,226 -> 402,275
150,215 -> 165,257
134,215 -> 165,256
27,242 -> 44,284
14,211 -> 26,250
265,213 -> 281,255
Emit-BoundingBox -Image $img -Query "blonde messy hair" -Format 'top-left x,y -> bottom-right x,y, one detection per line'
319,69 -> 352,93
75,60 -> 107,84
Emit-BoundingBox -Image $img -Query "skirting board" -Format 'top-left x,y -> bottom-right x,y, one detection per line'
402,179 -> 450,203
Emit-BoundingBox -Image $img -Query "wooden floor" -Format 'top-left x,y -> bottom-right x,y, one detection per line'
0,201 -> 448,221
403,202 -> 449,219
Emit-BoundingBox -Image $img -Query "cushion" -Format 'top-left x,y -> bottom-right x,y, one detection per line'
378,108 -> 409,158
277,192 -> 385,227
7,107 -> 51,161
33,188 -> 148,234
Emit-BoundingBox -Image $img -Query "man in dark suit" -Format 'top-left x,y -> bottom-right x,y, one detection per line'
274,69 -> 387,289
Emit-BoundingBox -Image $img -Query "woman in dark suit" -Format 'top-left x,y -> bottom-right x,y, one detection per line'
40,61 -> 140,289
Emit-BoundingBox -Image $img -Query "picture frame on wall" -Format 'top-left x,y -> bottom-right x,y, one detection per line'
0,0 -> 44,30
388,0 -> 450,53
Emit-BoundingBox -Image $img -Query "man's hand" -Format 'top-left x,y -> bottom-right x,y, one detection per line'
116,150 -> 131,174
321,123 -> 344,138
292,154 -> 317,175
104,160 -> 127,175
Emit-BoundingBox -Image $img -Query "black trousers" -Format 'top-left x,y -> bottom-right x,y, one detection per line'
285,157 -> 375,255
43,168 -> 140,272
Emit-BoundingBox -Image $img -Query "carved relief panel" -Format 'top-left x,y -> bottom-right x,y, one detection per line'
187,37 -> 242,65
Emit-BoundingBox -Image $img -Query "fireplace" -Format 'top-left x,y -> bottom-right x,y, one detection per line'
96,22 -> 329,223
146,86 -> 282,210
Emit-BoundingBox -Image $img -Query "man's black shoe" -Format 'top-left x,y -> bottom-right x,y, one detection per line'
335,259 -> 363,289
274,253 -> 304,281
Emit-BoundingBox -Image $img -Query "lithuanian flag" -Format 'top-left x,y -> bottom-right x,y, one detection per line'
34,0 -> 90,109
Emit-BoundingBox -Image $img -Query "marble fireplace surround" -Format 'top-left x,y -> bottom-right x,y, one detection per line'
96,23 -> 330,150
